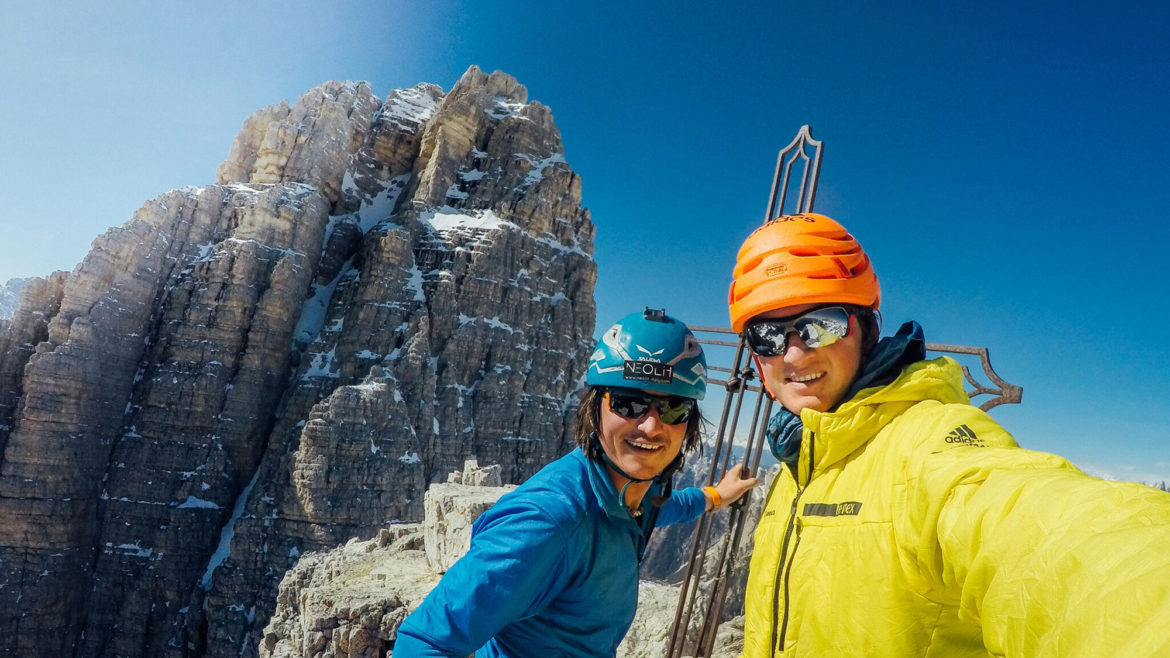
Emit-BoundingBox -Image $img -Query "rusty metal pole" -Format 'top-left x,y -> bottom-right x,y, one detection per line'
667,126 -> 824,657
665,336 -> 753,656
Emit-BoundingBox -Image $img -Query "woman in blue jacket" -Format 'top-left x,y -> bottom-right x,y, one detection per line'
395,309 -> 758,657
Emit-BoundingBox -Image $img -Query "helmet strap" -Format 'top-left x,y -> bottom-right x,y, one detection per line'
648,452 -> 683,507
752,354 -> 779,402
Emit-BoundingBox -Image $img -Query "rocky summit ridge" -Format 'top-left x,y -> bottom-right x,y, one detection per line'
0,66 -> 596,657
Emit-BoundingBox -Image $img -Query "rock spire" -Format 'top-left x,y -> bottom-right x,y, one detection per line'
0,65 -> 595,657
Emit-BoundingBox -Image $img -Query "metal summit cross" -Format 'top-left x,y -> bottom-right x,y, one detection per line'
665,125 -> 1023,657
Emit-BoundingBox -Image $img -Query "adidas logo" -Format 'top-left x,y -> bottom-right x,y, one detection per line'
944,424 -> 984,446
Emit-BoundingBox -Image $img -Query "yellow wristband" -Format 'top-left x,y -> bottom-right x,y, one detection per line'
703,486 -> 722,509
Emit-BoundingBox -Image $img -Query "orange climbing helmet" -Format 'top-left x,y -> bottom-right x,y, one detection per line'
728,213 -> 880,333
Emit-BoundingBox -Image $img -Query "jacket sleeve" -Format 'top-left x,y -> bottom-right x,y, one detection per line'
652,486 -> 707,526
394,497 -> 575,657
898,404 -> 1170,657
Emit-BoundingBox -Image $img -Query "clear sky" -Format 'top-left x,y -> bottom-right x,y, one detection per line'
2,2 -> 1167,483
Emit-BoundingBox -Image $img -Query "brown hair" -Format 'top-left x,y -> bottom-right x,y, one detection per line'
848,304 -> 881,357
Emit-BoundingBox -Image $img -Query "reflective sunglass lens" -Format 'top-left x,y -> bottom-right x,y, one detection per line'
799,309 -> 849,347
607,393 -> 645,419
658,400 -> 692,424
745,323 -> 785,357
798,320 -> 843,349
607,391 -> 692,425
746,307 -> 851,356
629,399 -> 651,417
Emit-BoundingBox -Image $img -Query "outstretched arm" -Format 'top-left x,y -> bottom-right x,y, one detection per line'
654,464 -> 761,527
900,407 -> 1170,657
704,463 -> 759,512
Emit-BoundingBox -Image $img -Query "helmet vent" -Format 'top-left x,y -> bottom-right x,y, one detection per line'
801,257 -> 854,279
740,255 -> 763,273
788,247 -> 820,257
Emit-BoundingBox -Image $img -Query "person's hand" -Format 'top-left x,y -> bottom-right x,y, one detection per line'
707,463 -> 759,510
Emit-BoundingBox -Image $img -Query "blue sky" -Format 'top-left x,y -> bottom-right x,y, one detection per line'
2,2 -> 1167,483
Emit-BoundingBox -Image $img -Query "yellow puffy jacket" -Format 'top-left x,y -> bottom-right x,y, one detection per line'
743,357 -> 1170,657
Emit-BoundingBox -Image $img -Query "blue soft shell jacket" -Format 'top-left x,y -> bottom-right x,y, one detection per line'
394,448 -> 707,657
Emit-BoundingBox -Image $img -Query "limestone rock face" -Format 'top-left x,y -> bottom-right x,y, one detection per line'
0,277 -> 30,320
261,526 -> 435,658
0,272 -> 66,458
0,66 -> 595,657
424,460 -> 515,573
259,459 -> 511,658
618,581 -> 744,658
216,81 -> 386,208
0,182 -> 330,657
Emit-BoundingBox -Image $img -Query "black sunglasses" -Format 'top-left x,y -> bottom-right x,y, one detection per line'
744,306 -> 854,357
604,389 -> 695,425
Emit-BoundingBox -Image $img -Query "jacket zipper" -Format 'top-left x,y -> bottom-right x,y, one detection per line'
770,431 -> 814,655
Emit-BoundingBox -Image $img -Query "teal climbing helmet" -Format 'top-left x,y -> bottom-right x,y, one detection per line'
586,308 -> 707,400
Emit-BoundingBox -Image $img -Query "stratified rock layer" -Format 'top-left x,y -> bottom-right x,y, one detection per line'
0,66 -> 595,657
423,462 -> 514,573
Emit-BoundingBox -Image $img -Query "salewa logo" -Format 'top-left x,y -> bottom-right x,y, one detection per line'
944,424 -> 985,446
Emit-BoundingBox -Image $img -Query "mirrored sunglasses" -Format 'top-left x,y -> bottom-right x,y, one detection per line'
744,306 -> 853,357
605,389 -> 695,425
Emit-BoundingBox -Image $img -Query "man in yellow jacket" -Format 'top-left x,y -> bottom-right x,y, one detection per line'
728,212 -> 1170,657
